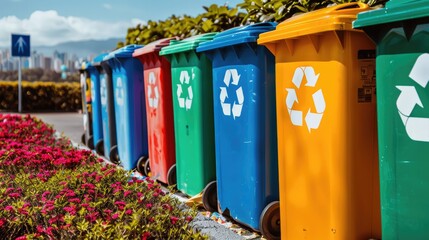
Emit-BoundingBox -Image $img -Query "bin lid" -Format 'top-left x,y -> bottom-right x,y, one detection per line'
159,32 -> 217,56
104,44 -> 143,61
197,22 -> 277,52
353,0 -> 429,29
93,53 -> 108,66
258,2 -> 370,44
132,37 -> 178,57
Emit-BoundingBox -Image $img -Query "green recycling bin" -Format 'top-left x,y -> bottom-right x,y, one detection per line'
354,1 -> 429,238
159,33 -> 217,196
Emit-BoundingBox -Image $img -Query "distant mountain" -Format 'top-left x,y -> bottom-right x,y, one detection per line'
32,38 -> 123,58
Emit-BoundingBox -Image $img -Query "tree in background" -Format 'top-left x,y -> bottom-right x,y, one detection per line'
119,0 -> 387,47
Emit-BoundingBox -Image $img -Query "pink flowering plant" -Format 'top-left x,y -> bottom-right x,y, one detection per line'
0,114 -> 205,239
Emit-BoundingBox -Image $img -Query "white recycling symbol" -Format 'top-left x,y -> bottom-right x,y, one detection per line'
177,69 -> 194,111
220,69 -> 244,119
396,53 -> 429,142
100,76 -> 107,106
91,82 -> 95,102
286,66 -> 326,132
147,71 -> 159,109
116,77 -> 125,106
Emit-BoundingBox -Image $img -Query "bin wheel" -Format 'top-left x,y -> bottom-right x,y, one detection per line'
81,132 -> 86,144
95,139 -> 104,156
87,135 -> 95,150
109,145 -> 120,164
136,156 -> 148,175
260,201 -> 280,240
167,164 -> 177,186
144,158 -> 151,176
202,181 -> 218,212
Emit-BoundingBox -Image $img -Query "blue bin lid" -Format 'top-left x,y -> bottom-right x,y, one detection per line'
197,22 -> 277,52
92,53 -> 108,66
104,44 -> 143,61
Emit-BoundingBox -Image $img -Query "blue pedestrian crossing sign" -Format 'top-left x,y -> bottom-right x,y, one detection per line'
11,34 -> 30,57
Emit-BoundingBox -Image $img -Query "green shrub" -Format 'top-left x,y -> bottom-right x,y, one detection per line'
0,81 -> 82,112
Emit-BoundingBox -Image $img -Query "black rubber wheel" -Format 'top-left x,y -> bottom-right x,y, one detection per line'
95,139 -> 104,156
167,164 -> 177,186
202,181 -> 218,212
136,156 -> 148,175
87,135 -> 95,150
144,158 -> 151,176
109,145 -> 120,164
81,132 -> 86,144
260,201 -> 280,240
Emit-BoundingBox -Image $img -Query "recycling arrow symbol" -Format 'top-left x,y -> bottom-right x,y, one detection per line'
115,77 -> 125,106
396,53 -> 429,142
177,70 -> 194,111
100,76 -> 107,106
147,71 -> 159,109
220,69 -> 244,119
286,66 -> 325,132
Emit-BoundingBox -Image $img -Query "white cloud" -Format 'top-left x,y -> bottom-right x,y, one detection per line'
103,3 -> 112,10
0,10 -> 143,47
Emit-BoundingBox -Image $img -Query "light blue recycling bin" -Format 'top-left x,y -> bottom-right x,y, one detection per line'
197,23 -> 280,240
103,45 -> 149,170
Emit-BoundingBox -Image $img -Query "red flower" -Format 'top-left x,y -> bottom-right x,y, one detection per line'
125,209 -> 133,215
124,190 -> 132,198
15,236 -> 27,240
4,206 -> 14,211
8,192 -> 20,198
0,218 -> 5,227
111,213 -> 119,220
170,216 -> 180,225
141,232 -> 151,240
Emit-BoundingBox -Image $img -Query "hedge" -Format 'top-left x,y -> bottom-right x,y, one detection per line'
0,81 -> 82,112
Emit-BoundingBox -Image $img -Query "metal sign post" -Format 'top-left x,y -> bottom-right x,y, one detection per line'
11,34 -> 30,113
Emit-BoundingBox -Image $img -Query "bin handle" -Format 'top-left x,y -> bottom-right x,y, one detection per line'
330,2 -> 369,12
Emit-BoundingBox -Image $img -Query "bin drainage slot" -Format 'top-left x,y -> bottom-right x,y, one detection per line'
334,2 -> 363,11
186,125 -> 189,136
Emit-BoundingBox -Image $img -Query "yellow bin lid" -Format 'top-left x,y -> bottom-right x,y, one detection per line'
258,2 -> 370,44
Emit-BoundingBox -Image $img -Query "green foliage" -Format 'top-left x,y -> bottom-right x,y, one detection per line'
238,0 -> 388,23
0,81 -> 81,112
0,68 -> 79,83
124,4 -> 245,45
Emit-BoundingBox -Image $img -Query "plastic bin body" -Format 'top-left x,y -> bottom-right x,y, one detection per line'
99,60 -> 117,158
354,1 -> 429,238
133,38 -> 177,184
160,33 -> 217,196
87,57 -> 104,149
79,65 -> 93,145
258,3 -> 380,239
104,45 -> 148,170
197,23 -> 279,231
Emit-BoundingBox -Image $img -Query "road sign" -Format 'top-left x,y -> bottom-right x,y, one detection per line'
11,34 -> 30,57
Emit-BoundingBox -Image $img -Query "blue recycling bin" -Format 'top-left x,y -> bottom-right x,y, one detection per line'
103,45 -> 149,170
86,54 -> 105,156
197,22 -> 280,239
99,54 -> 118,160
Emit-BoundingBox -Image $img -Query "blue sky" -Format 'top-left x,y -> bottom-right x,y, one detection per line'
0,0 -> 243,47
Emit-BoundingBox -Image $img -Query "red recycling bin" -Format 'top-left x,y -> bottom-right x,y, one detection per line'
133,38 -> 177,184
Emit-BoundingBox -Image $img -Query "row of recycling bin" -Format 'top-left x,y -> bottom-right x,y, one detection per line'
79,1 -> 429,239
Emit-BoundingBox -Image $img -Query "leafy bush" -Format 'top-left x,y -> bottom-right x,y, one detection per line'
0,81 -> 81,112
0,114 -> 205,239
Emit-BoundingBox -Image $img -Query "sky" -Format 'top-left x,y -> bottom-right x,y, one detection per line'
0,0 -> 243,47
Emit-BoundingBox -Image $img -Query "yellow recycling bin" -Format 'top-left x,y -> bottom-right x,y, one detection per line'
258,3 -> 380,239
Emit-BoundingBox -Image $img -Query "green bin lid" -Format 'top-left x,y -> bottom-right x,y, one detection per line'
159,33 -> 217,56
354,0 -> 429,29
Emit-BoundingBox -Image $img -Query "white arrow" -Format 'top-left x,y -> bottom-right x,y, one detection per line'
232,103 -> 243,119
180,71 -> 190,84
290,110 -> 303,126
223,70 -> 232,87
285,88 -> 298,109
153,87 -> 159,108
220,87 -> 228,102
236,87 -> 244,105
230,69 -> 241,85
149,72 -> 156,84
177,84 -> 184,108
409,53 -> 429,88
222,103 -> 231,116
148,86 -> 153,107
176,84 -> 182,98
304,67 -> 320,87
185,86 -> 193,110
305,110 -> 323,132
312,89 -> 325,113
405,117 -> 429,142
292,67 -> 304,89
396,86 -> 423,117
187,86 -> 193,100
